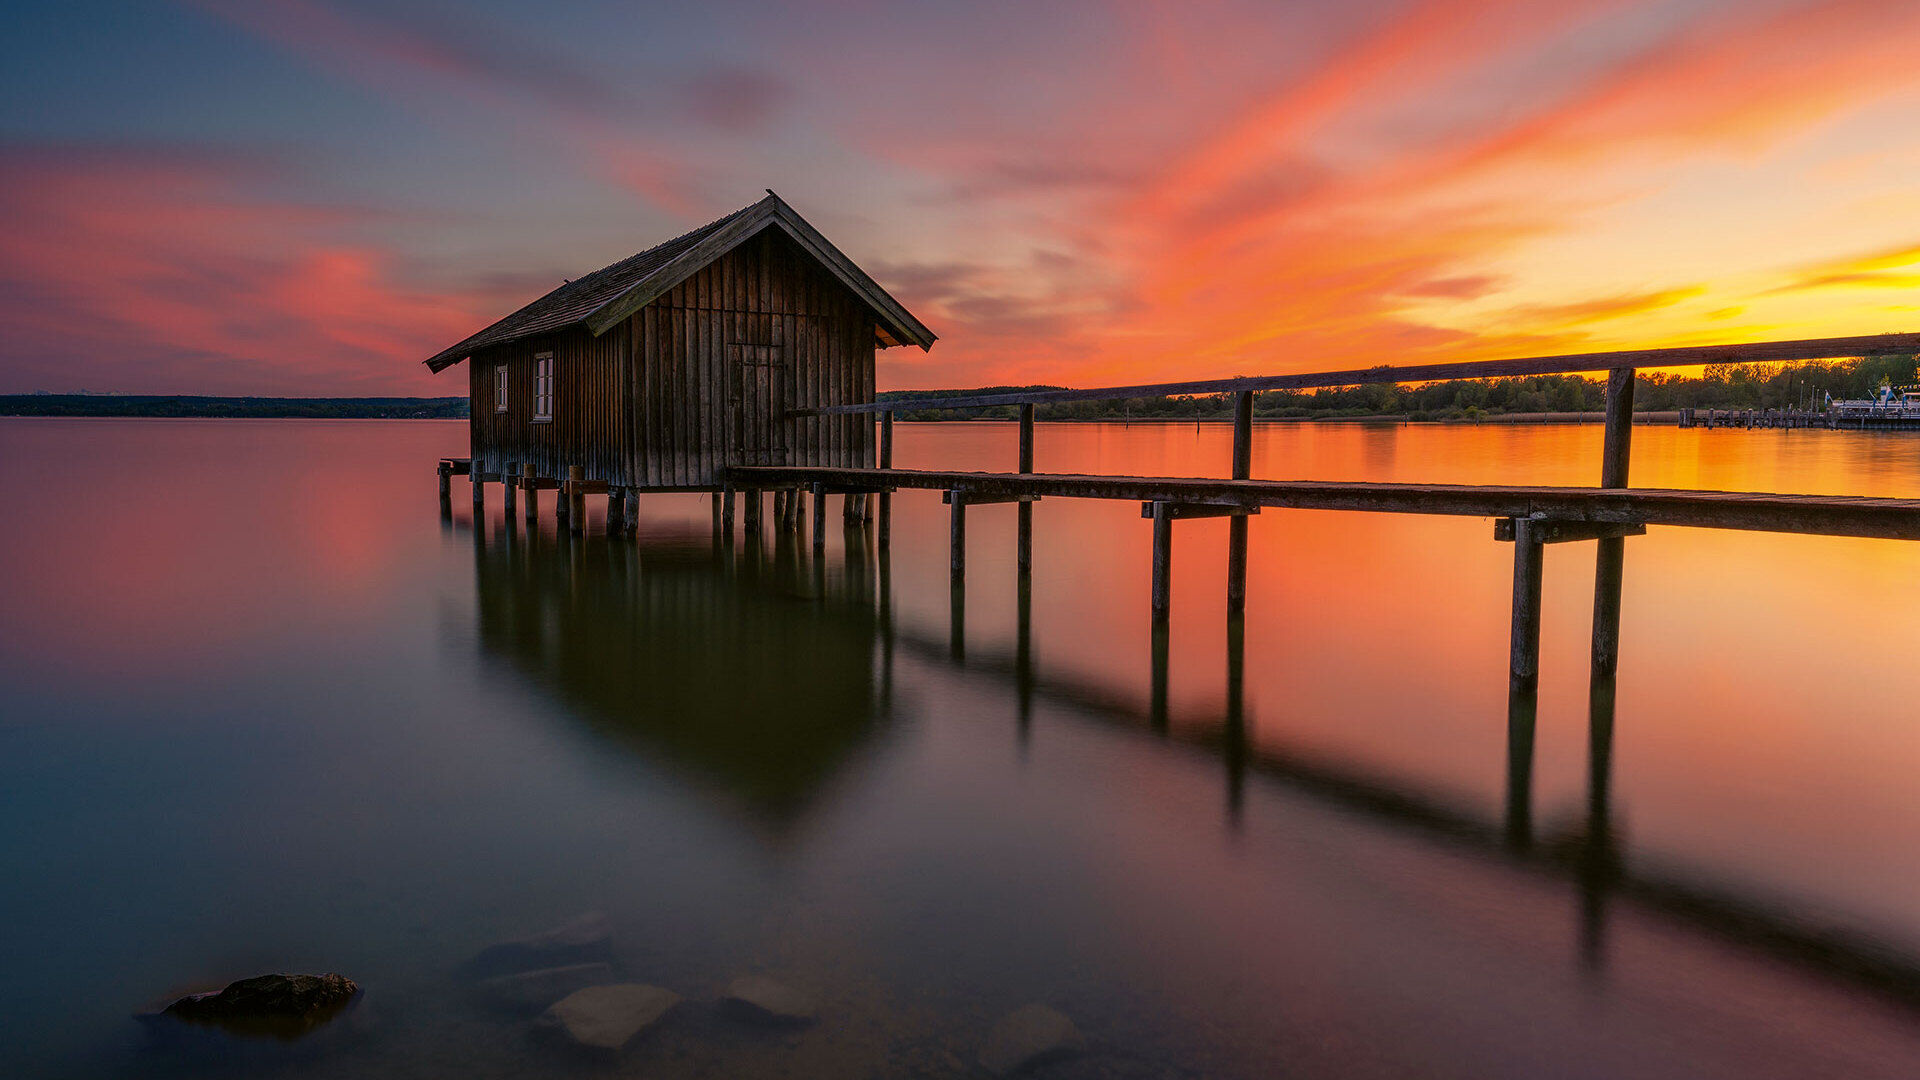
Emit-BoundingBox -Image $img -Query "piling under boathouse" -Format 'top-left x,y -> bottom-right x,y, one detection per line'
424,192 -> 936,503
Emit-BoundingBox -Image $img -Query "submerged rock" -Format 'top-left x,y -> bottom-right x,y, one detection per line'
721,974 -> 819,1024
462,911 -> 611,978
476,962 -> 615,1012
980,1004 -> 1083,1075
535,983 -> 680,1052
157,973 -> 360,1039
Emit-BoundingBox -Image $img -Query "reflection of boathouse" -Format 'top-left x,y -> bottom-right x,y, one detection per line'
470,530 -> 884,822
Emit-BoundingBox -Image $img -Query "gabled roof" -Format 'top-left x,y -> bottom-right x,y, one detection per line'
424,192 -> 936,372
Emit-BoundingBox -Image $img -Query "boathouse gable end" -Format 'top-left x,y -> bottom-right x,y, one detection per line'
428,192 -> 934,491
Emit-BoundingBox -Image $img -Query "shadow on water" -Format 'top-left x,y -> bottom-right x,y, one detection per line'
458,509 -> 1920,1014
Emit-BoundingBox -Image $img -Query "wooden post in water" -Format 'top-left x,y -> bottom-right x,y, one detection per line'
1017,403 -> 1035,575
472,462 -> 485,512
522,463 -> 538,525
503,462 -> 517,513
879,411 -> 894,550
1592,366 -> 1634,682
567,465 -> 585,534
813,482 -> 828,554
1509,516 -> 1544,698
1227,390 -> 1253,615
438,462 -> 452,501
1506,515 -> 1544,849
743,487 -> 761,541
1151,501 -> 1174,624
949,487 -> 966,588
624,488 -> 640,535
721,484 -> 735,540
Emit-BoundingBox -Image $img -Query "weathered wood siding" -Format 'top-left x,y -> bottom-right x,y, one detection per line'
631,228 -> 876,488
468,322 -> 632,485
465,226 -> 876,489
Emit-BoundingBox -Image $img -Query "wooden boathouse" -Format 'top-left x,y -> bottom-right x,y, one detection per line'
426,191 -> 935,518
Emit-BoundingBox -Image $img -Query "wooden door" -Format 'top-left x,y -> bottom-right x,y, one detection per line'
727,343 -> 789,466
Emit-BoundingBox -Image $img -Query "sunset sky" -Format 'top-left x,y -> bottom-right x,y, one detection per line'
3,0 -> 1920,396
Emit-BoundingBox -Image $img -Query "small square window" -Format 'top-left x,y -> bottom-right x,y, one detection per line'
494,365 -> 509,413
533,353 -> 553,422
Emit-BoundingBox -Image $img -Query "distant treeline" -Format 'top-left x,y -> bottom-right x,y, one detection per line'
881,354 -> 1920,422
0,396 -> 470,419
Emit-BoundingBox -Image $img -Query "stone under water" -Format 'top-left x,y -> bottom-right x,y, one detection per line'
979,1003 -> 1083,1075
721,974 -> 820,1023
462,911 -> 611,978
476,962 -> 615,1012
535,983 -> 681,1052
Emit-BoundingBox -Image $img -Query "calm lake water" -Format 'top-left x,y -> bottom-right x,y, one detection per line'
3,417 -> 1918,1078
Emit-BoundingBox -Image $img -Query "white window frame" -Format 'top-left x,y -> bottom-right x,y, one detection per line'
494,365 -> 509,413
532,353 -> 553,422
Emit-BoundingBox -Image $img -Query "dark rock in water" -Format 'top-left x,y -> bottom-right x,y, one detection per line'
476,962 -> 615,1012
720,975 -> 819,1024
980,1003 -> 1083,1075
534,984 -> 680,1052
157,973 -> 360,1039
462,911 -> 612,978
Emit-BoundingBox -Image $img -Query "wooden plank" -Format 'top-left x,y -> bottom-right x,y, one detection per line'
800,332 -> 1920,416
1140,502 -> 1258,520
724,466 -> 1920,540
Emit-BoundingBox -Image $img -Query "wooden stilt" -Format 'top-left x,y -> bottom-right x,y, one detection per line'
608,490 -> 625,536
438,462 -> 452,501
1509,516 -> 1544,698
949,487 -> 966,588
567,465 -> 585,534
743,487 -> 761,540
472,466 -> 485,511
1151,500 -> 1173,624
721,484 -> 736,540
1592,366 -> 1635,682
503,462 -> 517,513
624,488 -> 640,535
521,464 -> 537,524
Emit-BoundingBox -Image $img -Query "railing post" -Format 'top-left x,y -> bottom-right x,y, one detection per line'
1227,390 -> 1253,615
1593,366 -> 1635,682
1017,402 -> 1035,575
1151,501 -> 1173,624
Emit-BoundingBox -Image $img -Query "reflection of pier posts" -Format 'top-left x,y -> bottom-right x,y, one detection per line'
1506,516 -> 1544,850
1150,622 -> 1170,734
1016,571 -> 1034,741
1581,652 -> 1619,970
1224,614 -> 1247,824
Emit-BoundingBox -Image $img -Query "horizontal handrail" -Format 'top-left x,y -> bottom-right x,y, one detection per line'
725,465 -> 1920,541
794,332 -> 1920,416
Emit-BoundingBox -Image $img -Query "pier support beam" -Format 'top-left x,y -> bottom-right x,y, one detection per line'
522,463 -> 538,525
567,466 -> 585,534
1228,390 -> 1252,615
879,410 -> 894,551
721,484 -> 735,541
1505,516 -> 1544,849
1151,500 -> 1174,624
472,466 -> 485,513
949,487 -> 966,587
742,487 -> 761,541
503,462 -> 517,514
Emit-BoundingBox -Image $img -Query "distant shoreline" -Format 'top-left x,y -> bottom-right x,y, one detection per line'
0,395 -> 467,419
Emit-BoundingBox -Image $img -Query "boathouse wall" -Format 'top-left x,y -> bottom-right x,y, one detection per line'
465,227 -> 876,490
